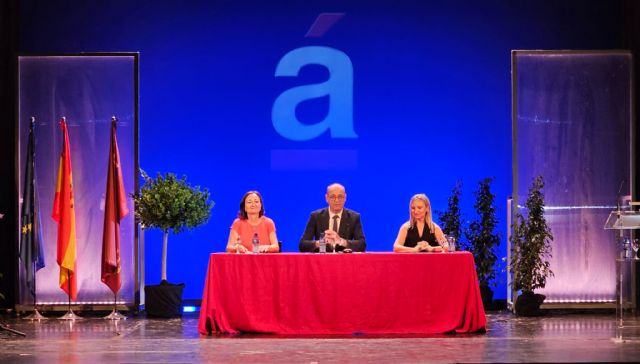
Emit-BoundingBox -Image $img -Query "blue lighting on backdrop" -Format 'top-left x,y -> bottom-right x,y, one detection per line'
19,0 -> 624,300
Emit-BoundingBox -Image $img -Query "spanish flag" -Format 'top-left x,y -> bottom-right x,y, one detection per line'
101,117 -> 128,295
52,117 -> 77,300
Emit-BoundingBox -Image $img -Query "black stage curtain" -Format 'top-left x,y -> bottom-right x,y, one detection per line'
0,0 -> 19,309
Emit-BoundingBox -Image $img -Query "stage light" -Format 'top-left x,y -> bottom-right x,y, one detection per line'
183,306 -> 198,313
517,204 -> 617,210
39,301 -> 129,305
545,299 -> 615,304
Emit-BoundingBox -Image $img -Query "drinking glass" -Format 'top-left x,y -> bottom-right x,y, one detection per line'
319,233 -> 326,253
446,235 -> 456,252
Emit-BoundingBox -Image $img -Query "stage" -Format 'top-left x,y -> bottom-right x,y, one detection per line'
1,311 -> 639,363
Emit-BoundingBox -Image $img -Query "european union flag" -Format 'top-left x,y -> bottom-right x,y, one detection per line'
20,118 -> 45,298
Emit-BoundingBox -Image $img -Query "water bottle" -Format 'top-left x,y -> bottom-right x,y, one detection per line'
236,236 -> 241,253
252,233 -> 260,253
319,232 -> 326,253
622,237 -> 631,259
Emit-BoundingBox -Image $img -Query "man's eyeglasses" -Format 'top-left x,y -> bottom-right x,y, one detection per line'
328,195 -> 345,201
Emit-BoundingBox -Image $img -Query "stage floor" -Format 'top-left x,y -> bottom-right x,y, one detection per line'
1,311 -> 640,363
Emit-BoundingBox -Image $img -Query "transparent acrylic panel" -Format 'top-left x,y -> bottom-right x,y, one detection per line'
18,55 -> 137,305
615,259 -> 640,342
604,211 -> 640,230
513,51 -> 632,303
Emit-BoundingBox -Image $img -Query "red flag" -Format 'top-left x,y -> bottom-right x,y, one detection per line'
101,117 -> 128,294
52,118 -> 78,300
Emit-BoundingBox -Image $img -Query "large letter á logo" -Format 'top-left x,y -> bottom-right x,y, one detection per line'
272,46 -> 357,141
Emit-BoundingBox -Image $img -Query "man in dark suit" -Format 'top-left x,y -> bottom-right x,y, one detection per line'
299,183 -> 366,252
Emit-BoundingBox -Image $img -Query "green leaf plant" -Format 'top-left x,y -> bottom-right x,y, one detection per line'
131,170 -> 214,282
509,175 -> 554,293
438,180 -> 464,245
465,177 -> 501,288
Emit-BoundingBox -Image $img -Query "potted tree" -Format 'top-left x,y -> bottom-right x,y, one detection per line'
464,177 -> 500,309
510,175 -> 554,316
438,181 -> 464,245
132,171 -> 213,317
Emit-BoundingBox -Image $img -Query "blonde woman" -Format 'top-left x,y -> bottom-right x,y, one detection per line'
393,194 -> 447,253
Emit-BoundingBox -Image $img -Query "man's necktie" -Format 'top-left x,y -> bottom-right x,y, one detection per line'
332,215 -> 340,252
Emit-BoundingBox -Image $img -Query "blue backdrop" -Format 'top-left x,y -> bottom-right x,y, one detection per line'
19,0 -> 625,300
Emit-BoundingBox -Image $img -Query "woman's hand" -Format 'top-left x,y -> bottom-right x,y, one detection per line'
439,241 -> 449,252
417,241 -> 444,252
258,245 -> 271,253
235,244 -> 248,254
416,241 -> 429,252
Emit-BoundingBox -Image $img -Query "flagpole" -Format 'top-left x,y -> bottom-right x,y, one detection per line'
104,290 -> 126,320
55,117 -> 80,321
23,259 -> 46,320
102,116 -> 126,321
31,260 -> 45,316
59,270 -> 80,320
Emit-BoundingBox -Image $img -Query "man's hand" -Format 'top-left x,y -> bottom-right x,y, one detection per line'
324,229 -> 339,242
324,229 -> 346,247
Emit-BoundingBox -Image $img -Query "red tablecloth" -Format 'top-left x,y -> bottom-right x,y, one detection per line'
198,252 -> 486,335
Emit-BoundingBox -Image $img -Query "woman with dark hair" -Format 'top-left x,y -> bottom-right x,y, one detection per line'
226,191 -> 280,253
393,193 -> 448,253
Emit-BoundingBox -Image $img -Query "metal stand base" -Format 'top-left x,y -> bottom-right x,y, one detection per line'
103,309 -> 127,320
59,310 -> 82,320
22,309 -> 47,320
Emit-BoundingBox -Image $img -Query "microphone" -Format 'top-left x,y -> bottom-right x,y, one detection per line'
618,180 -> 625,196
617,180 -> 625,212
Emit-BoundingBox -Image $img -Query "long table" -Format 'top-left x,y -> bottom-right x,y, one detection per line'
198,252 -> 486,335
